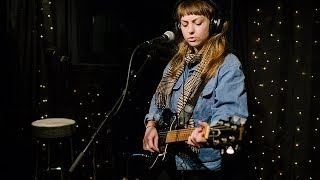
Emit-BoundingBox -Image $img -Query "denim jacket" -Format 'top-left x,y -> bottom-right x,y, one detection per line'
144,53 -> 249,171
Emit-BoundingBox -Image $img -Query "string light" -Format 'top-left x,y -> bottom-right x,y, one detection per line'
31,0 -> 320,179
248,1 -> 318,179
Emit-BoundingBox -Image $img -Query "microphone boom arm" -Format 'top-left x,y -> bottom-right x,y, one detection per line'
67,39 -> 157,176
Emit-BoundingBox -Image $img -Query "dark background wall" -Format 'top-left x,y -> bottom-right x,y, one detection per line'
1,0 -> 319,180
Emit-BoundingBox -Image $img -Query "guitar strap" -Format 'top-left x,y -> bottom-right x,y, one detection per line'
178,80 -> 208,127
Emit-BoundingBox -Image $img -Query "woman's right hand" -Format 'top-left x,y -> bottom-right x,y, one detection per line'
143,121 -> 159,153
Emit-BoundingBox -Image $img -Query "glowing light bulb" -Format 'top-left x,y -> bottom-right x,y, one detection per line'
226,146 -> 234,154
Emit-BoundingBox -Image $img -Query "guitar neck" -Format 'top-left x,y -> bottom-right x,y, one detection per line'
165,126 -> 210,143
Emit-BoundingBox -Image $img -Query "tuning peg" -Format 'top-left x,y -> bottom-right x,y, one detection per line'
224,122 -> 230,127
234,144 -> 240,150
217,120 -> 224,125
231,125 -> 237,130
226,146 -> 234,154
240,118 -> 247,126
221,138 -> 227,143
232,115 -> 240,123
221,148 -> 225,155
228,136 -> 235,142
213,140 -> 220,145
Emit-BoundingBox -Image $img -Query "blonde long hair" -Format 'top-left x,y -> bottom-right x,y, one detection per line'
170,0 -> 229,81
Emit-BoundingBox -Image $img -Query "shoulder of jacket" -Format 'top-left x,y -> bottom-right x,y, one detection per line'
223,53 -> 241,67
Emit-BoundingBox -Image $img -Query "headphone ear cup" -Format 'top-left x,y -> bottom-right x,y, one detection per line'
210,16 -> 223,34
175,21 -> 181,32
174,21 -> 182,37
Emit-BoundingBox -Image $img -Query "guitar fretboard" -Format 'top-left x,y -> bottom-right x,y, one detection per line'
165,128 -> 195,143
165,126 -> 210,143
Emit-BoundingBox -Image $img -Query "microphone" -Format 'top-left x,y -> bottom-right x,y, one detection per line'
142,31 -> 175,45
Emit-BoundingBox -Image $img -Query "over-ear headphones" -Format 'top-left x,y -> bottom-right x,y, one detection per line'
173,0 -> 225,35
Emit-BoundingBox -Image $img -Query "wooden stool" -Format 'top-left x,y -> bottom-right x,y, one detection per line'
32,118 -> 76,180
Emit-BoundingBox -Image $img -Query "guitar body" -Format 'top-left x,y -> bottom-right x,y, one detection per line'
145,109 -> 206,169
145,109 -> 180,169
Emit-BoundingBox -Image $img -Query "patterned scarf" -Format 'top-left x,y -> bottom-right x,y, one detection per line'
155,52 -> 211,120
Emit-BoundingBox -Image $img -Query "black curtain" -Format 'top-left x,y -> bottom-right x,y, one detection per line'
222,0 -> 261,179
1,0 -> 47,178
6,0 -> 318,179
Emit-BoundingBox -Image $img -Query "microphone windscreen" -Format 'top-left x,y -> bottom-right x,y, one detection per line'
164,31 -> 175,42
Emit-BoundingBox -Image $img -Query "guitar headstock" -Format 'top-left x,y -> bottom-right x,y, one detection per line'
207,116 -> 247,154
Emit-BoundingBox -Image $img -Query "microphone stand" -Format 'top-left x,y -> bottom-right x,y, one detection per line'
67,43 -> 156,178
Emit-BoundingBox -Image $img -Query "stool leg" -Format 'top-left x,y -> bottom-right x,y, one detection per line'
59,140 -> 64,180
62,137 -> 74,180
70,138 -> 74,162
34,140 -> 39,180
47,140 -> 51,178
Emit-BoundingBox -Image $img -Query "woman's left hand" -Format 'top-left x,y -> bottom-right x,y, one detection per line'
187,121 -> 209,148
